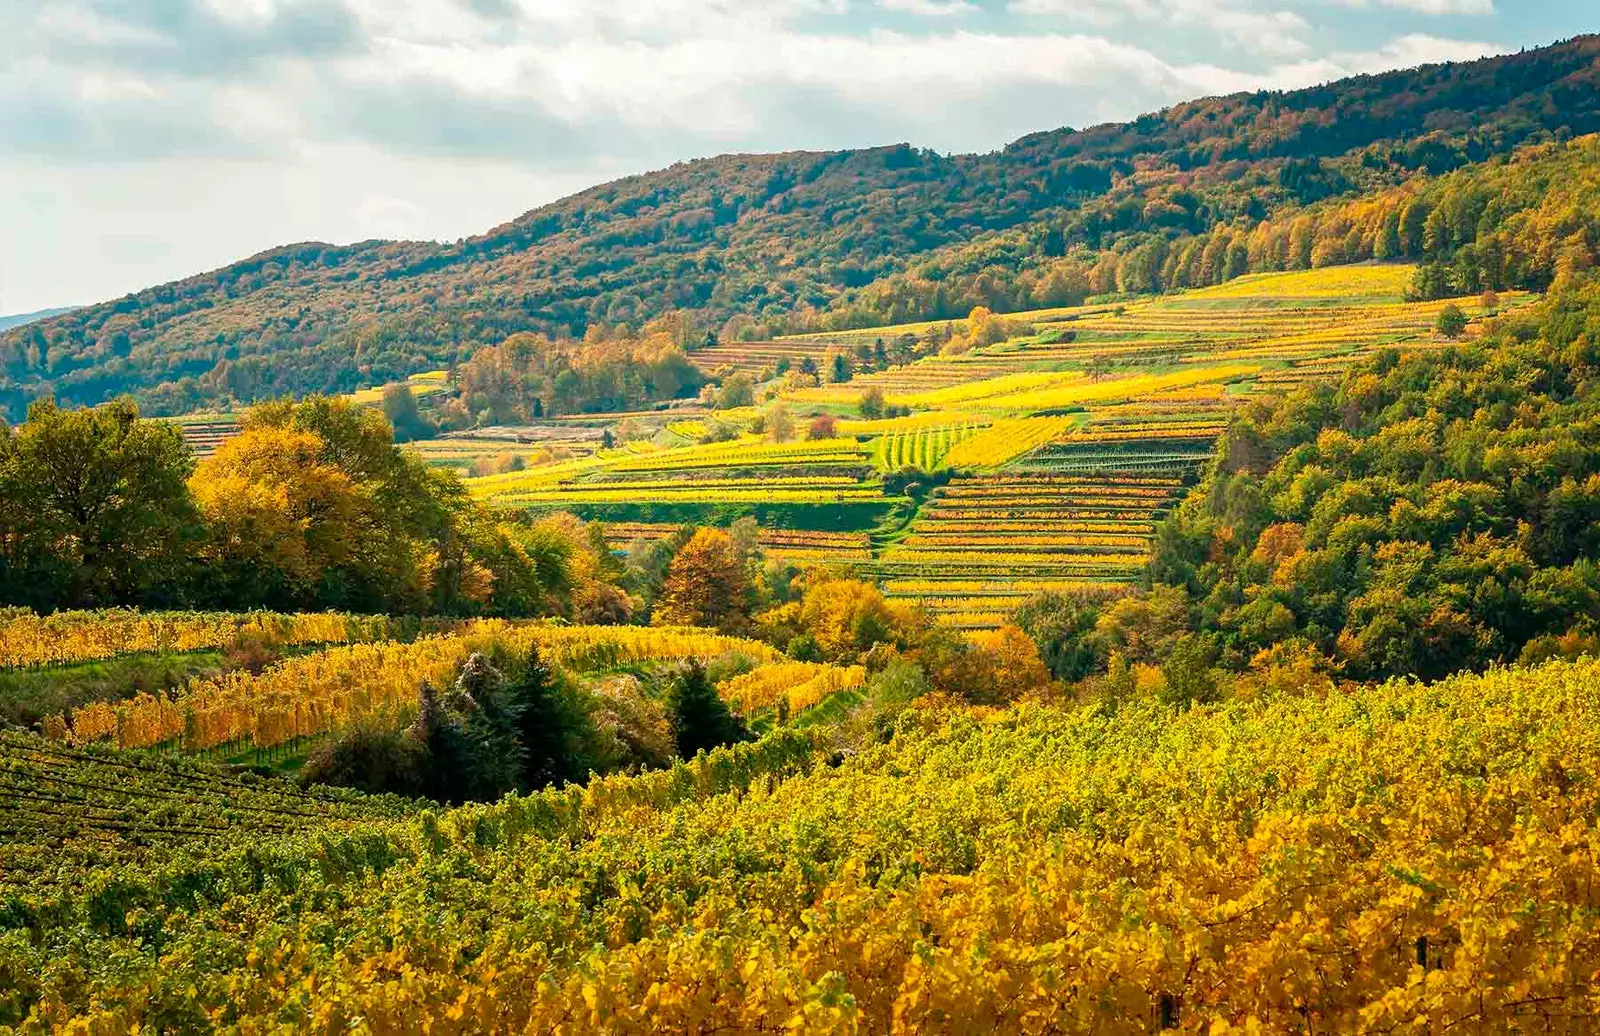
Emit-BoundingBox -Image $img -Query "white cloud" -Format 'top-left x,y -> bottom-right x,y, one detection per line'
0,0 -> 1532,312
877,0 -> 980,16
1337,0 -> 1494,15
1009,0 -> 1314,58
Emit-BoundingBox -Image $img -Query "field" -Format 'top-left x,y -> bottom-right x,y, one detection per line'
455,266 -> 1521,627
6,653 -> 1597,1030
685,337 -> 839,375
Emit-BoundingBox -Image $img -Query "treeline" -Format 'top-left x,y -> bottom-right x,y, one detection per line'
4,37 -> 1597,417
0,396 -> 623,617
439,321 -> 706,427
822,133 -> 1600,327
303,647 -> 753,804
1020,272 -> 1600,691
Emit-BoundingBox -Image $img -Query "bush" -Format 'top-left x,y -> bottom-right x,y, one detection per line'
1436,303 -> 1469,338
301,723 -> 426,797
1160,635 -> 1220,709
584,675 -> 675,773
866,658 -> 929,713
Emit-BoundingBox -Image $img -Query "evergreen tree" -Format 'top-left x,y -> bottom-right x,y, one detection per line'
408,680 -> 477,803
454,653 -> 526,799
665,659 -> 749,759
507,646 -> 578,790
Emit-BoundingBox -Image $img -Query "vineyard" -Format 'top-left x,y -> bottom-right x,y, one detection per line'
0,608 -> 404,669
443,265 -> 1527,628
4,656 -> 1597,1030
876,474 -> 1184,626
44,622 -> 780,754
9,46 -> 1600,1030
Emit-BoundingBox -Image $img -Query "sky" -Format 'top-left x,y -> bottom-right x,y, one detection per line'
0,1 -> 1592,315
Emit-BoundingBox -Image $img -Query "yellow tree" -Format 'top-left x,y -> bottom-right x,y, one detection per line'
190,425 -> 364,606
654,528 -> 748,631
796,576 -> 918,661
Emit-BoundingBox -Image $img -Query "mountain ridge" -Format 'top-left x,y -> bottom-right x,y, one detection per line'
3,34 -> 1599,419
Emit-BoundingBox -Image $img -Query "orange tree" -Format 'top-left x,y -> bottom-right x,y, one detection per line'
653,528 -> 749,632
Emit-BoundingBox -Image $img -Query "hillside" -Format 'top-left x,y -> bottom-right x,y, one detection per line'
3,35 -> 1599,419
6,654 -> 1598,1029
0,307 -> 74,334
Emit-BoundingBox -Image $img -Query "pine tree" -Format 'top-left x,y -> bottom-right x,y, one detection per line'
666,659 -> 749,759
508,645 -> 576,790
454,653 -> 525,800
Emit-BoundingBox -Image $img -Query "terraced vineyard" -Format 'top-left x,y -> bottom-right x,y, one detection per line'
685,337 -> 841,375
0,731 -> 416,856
166,415 -> 240,458
605,523 -> 873,566
459,265 -> 1534,628
877,474 -> 1183,626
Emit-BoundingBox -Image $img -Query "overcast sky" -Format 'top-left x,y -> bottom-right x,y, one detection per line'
0,0 -> 1590,315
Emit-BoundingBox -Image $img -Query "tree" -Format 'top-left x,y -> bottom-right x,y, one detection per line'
808,414 -> 837,440
1437,303 -> 1470,339
828,352 -> 853,384
793,576 -> 916,661
508,646 -> 581,791
381,383 -> 435,442
1014,590 -> 1104,681
0,398 -> 197,608
1160,635 -> 1220,708
665,659 -> 749,759
653,528 -> 749,631
195,395 -> 557,616
717,373 -> 755,409
858,387 -> 886,419
766,402 -> 795,444
190,425 -> 365,608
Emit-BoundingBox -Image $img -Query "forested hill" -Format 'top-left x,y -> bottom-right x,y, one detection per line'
4,35 -> 1599,418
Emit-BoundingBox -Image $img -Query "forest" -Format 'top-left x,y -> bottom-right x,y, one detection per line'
2,36 -> 1599,419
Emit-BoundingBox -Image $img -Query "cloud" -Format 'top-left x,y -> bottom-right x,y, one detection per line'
0,0 -> 1511,165
877,0 -> 980,16
1338,0 -> 1494,14
0,0 -> 1530,312
1009,0 -> 1315,58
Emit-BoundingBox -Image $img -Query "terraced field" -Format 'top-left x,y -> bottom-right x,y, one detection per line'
685,338 -> 841,375
458,265 -> 1536,628
876,474 -> 1184,626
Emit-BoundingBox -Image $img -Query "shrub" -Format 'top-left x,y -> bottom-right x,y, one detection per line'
301,722 -> 425,797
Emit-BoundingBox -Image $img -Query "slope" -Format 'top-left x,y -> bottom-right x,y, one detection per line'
2,35 -> 1598,419
4,657 -> 1598,1030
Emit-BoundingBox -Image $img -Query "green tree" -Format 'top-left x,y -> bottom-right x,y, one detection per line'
381,383 -> 436,442
1160,635 -> 1220,709
665,659 -> 749,759
0,398 -> 197,608
1436,303 -> 1469,338
717,373 -> 755,408
1014,591 -> 1104,681
508,646 -> 581,791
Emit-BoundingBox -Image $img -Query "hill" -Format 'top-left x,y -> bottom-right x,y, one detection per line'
5,654 -> 1598,1029
3,35 -> 1599,419
0,306 -> 74,334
